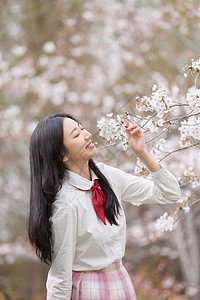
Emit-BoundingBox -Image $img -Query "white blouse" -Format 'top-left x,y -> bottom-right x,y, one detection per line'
46,162 -> 181,300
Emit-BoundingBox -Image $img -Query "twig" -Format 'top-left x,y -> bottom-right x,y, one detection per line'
97,141 -> 121,150
128,113 -> 144,120
159,141 -> 200,162
146,124 -> 171,144
163,109 -> 198,124
174,199 -> 200,225
140,112 -> 157,129
169,103 -> 190,108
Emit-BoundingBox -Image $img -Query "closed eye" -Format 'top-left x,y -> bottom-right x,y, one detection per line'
74,129 -> 80,137
73,125 -> 84,137
73,124 -> 85,138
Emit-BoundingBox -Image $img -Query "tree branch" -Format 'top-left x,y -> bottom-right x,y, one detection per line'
174,199 -> 200,225
140,112 -> 157,129
169,103 -> 190,108
146,124 -> 171,144
163,110 -> 200,125
159,141 -> 200,162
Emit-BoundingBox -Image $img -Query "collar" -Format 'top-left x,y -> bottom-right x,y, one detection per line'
64,169 -> 98,190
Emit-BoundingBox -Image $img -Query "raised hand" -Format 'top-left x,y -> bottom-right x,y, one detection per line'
125,122 -> 146,155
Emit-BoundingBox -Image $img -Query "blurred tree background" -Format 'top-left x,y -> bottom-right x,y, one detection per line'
0,0 -> 200,299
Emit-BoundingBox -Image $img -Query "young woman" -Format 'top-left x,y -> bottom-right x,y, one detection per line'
28,113 -> 181,300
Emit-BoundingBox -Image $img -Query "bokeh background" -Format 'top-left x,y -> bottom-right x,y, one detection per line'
0,0 -> 200,299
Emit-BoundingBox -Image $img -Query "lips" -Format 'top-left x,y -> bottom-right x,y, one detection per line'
85,141 -> 95,149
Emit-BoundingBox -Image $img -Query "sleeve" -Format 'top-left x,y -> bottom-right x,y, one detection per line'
46,203 -> 77,300
120,166 -> 181,204
98,163 -> 181,205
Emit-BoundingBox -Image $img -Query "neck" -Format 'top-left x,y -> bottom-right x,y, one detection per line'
64,161 -> 92,181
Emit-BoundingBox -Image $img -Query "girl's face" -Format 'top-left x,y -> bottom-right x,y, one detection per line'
62,117 -> 98,165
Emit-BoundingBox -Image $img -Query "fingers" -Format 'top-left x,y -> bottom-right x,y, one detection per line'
125,122 -> 143,137
125,122 -> 139,132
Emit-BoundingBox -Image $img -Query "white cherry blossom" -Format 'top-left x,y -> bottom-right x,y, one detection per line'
136,85 -> 173,115
186,88 -> 200,109
179,116 -> 200,147
191,59 -> 200,72
150,138 -> 166,159
182,206 -> 190,213
97,112 -> 130,150
155,212 -> 174,232
43,41 -> 56,54
134,157 -> 149,177
179,168 -> 200,188
183,57 -> 200,75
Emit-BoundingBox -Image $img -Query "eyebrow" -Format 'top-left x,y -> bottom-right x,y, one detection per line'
70,123 -> 80,135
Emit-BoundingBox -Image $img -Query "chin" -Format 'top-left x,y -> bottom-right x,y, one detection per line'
89,148 -> 99,159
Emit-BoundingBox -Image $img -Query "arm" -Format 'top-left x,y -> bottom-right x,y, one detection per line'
121,166 -> 181,204
46,203 -> 77,300
119,122 -> 181,204
99,122 -> 181,204
100,162 -> 181,205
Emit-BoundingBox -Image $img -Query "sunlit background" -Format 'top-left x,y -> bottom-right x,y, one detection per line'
0,0 -> 200,299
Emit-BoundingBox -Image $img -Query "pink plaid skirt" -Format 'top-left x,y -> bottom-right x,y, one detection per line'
71,261 -> 137,300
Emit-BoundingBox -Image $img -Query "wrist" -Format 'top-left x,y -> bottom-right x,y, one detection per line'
134,148 -> 149,159
136,150 -> 161,172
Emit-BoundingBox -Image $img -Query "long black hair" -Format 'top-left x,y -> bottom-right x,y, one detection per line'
28,113 -> 121,265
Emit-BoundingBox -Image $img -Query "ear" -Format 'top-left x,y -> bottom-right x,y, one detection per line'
62,155 -> 69,163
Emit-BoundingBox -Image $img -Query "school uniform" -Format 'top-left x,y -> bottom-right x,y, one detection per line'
46,162 -> 181,300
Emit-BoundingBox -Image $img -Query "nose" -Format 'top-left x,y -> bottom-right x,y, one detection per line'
84,130 -> 92,140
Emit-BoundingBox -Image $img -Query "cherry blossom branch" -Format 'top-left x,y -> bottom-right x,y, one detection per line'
159,141 -> 200,162
130,105 -> 197,132
146,124 -> 171,144
174,199 -> 200,225
97,69 -> 200,156
128,113 -> 145,120
169,103 -> 190,108
140,112 -> 157,129
97,141 -> 121,150
162,109 -> 195,124
174,122 -> 200,126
